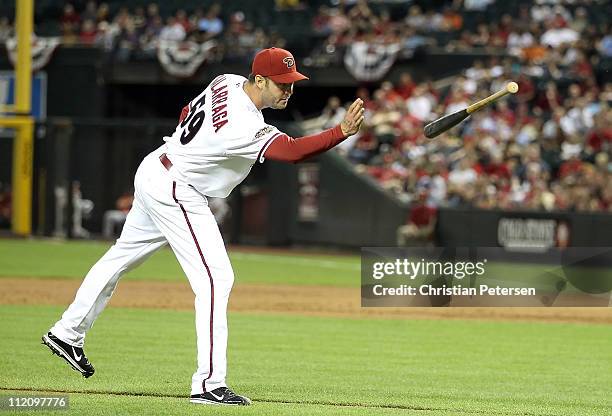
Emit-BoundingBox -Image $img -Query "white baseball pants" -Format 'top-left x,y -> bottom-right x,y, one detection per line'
50,149 -> 234,394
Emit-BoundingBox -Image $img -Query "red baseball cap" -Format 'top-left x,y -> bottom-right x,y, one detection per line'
251,47 -> 309,84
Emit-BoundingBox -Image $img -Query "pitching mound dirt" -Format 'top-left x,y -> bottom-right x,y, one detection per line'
1,278 -> 611,324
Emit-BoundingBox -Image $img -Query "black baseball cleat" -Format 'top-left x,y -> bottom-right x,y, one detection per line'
41,332 -> 95,378
190,387 -> 252,406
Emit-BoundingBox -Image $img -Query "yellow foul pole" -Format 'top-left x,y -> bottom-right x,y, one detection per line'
11,0 -> 34,235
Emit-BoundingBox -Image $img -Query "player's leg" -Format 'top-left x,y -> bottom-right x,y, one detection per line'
49,196 -> 166,345
141,178 -> 248,404
44,183 -> 167,377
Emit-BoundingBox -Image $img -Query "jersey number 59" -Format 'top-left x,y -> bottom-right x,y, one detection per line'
180,94 -> 206,145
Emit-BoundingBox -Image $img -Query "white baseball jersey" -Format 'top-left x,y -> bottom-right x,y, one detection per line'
161,74 -> 282,198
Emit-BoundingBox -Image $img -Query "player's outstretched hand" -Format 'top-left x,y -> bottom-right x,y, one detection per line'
340,98 -> 365,137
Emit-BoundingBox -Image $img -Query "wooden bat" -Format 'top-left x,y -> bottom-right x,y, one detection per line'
423,82 -> 519,139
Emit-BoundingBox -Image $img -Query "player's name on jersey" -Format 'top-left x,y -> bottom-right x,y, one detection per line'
210,75 -> 229,133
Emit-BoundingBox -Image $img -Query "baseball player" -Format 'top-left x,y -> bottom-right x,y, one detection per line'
42,47 -> 364,406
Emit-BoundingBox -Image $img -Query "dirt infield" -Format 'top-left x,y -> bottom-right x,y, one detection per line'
2,278 -> 611,324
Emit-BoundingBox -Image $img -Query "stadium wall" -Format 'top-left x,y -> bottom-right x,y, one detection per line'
3,48 -> 611,246
26,118 -> 612,247
437,208 -> 612,248
268,152 -> 409,247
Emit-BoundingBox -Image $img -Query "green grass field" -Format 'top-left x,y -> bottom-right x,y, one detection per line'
0,239 -> 359,286
1,239 -> 611,415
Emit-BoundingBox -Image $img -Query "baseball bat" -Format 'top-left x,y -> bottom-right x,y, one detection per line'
423,82 -> 519,139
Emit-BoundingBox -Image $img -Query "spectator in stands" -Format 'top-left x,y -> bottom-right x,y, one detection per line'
366,145 -> 404,188
444,88 -> 470,115
71,181 -> 94,239
60,3 -> 80,35
82,1 -> 98,23
507,27 -> 535,57
448,157 -> 478,188
268,30 -> 288,49
462,0 -> 494,12
586,110 -> 612,154
570,7 -> 590,34
535,81 -> 562,113
96,3 -> 110,25
312,6 -> 332,36
159,16 -> 186,42
0,17 -> 13,42
115,16 -> 139,61
347,135 -> 374,164
222,12 -> 245,60
540,18 -> 579,49
95,21 -> 116,51
139,15 -> 163,55
471,23 -> 490,48
80,19 -> 97,45
422,9 -> 445,32
348,0 -> 377,33
405,5 -> 426,31
597,27 -> 612,57
518,144 -> 551,180
198,4 -> 224,40
515,73 -> 536,103
447,30 -> 473,51
406,85 -> 434,122
319,96 -> 347,130
60,3 -> 80,45
275,0 -> 305,11
395,72 -> 416,99
175,9 -> 192,33
396,189 -> 437,246
145,2 -> 161,29
300,96 -> 352,152
441,6 -> 463,32
328,5 -> 350,36
370,100 -> 400,147
102,192 -> 134,239
132,6 -> 147,34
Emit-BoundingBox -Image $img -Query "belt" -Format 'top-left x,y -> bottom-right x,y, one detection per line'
160,153 -> 173,171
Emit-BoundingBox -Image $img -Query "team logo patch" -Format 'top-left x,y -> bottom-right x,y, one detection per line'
282,57 -> 295,68
254,126 -> 274,140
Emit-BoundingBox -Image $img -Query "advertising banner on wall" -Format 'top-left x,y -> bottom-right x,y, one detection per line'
0,71 -> 47,138
297,164 -> 319,222
497,217 -> 571,251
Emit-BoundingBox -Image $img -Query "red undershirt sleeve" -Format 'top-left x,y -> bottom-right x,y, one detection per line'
262,125 -> 347,163
179,105 -> 189,123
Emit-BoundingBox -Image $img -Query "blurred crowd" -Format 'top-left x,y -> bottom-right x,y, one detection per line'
1,1 -> 610,216
0,1 -> 288,62
308,0 -> 610,65
307,2 -> 611,213
310,0 -> 451,58
2,0 -> 609,67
